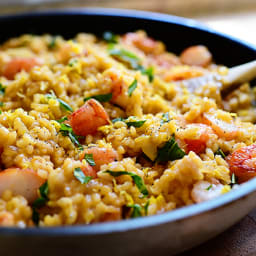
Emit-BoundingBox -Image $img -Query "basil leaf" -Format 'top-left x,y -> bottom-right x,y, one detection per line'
68,59 -> 78,67
0,83 -> 5,95
58,99 -> 73,112
59,123 -> 84,149
103,31 -> 118,44
156,135 -> 186,162
39,181 -> 49,200
126,120 -> 146,128
161,112 -> 170,124
74,167 -> 92,184
57,116 -> 68,123
112,117 -> 125,123
230,173 -> 237,188
32,197 -> 47,209
45,94 -> 73,113
206,185 -> 212,191
109,48 -> 141,69
128,79 -> 137,97
104,170 -> 148,197
140,66 -> 154,82
215,148 -> 226,159
112,117 -> 146,128
48,36 -> 57,49
32,208 -> 40,225
144,200 -> 150,216
127,204 -> 142,218
84,153 -> 96,166
84,93 -> 112,102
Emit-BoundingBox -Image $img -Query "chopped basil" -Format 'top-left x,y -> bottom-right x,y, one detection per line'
57,116 -> 68,123
112,117 -> 125,123
59,123 -> 83,149
74,167 -> 92,184
68,59 -> 78,67
128,79 -> 137,97
109,47 -> 141,69
160,112 -> 170,124
84,93 -> 112,103
104,170 -> 148,197
112,116 -> 146,128
230,173 -> 237,188
103,31 -> 118,44
0,84 -> 5,95
215,148 -> 226,159
144,200 -> 150,216
127,204 -> 142,218
32,181 -> 49,225
139,66 -> 154,82
156,135 -> 186,162
32,208 -> 40,225
84,153 -> 96,166
0,102 -> 4,107
126,120 -> 146,128
48,36 -> 57,49
45,93 -> 73,112
206,184 -> 212,191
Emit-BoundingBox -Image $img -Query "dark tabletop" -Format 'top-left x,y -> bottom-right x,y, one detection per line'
180,208 -> 256,256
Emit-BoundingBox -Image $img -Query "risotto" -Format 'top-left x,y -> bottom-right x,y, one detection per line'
0,31 -> 256,227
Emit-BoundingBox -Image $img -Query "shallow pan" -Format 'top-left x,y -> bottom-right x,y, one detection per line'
0,8 -> 256,256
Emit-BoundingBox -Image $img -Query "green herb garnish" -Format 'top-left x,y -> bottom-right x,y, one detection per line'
32,181 -> 49,225
127,204 -> 142,218
140,66 -> 154,82
160,112 -> 170,124
84,153 -> 96,166
112,116 -> 146,128
48,36 -> 57,49
104,170 -> 148,197
0,102 -> 4,107
59,123 -> 83,149
84,93 -> 112,103
112,117 -> 125,123
144,200 -> 150,216
57,116 -> 68,123
74,167 -> 92,184
215,148 -> 226,159
126,120 -> 146,128
206,184 -> 212,191
45,93 -> 73,112
230,173 -> 237,188
103,31 -> 118,44
128,79 -> 137,97
156,135 -> 186,162
0,84 -> 5,95
109,48 -> 141,69
68,59 -> 78,67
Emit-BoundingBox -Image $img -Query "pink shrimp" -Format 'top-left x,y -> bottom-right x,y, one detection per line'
3,57 -> 41,80
180,45 -> 212,67
0,168 -> 45,203
69,99 -> 110,136
80,147 -> 118,172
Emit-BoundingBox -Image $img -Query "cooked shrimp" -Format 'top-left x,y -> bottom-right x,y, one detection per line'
122,32 -> 162,55
203,112 -> 238,140
3,57 -> 41,80
227,144 -> 256,182
0,211 -> 14,226
80,147 -> 118,172
180,45 -> 212,67
191,180 -> 224,203
184,123 -> 215,154
0,168 -> 45,203
151,53 -> 181,69
81,164 -> 97,179
69,99 -> 110,136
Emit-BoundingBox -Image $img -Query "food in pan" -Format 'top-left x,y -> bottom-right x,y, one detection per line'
0,31 -> 255,227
